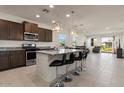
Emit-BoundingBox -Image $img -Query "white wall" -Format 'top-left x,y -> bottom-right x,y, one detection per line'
115,33 -> 124,49
68,30 -> 87,47
77,32 -> 87,46
86,36 -> 101,48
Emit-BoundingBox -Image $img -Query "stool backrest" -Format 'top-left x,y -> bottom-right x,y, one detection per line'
62,54 -> 67,64
69,53 -> 75,64
79,52 -> 83,58
82,51 -> 88,59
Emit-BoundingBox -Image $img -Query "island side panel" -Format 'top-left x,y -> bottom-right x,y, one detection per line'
36,53 -> 50,82
48,55 -> 66,79
36,52 -> 65,82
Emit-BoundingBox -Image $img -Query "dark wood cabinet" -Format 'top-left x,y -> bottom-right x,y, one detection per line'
0,50 -> 26,71
10,50 -> 26,68
23,22 -> 32,33
0,19 -> 52,42
38,28 -> 52,42
0,19 -> 24,40
0,51 -> 10,70
9,22 -> 23,40
31,23 -> 38,33
0,19 -> 10,40
45,29 -> 52,42
23,21 -> 38,33
38,28 -> 46,42
117,48 -> 123,58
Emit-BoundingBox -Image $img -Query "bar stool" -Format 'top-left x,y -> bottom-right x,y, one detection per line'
82,51 -> 88,69
78,51 -> 86,71
73,51 -> 83,76
63,53 -> 75,82
49,54 -> 66,87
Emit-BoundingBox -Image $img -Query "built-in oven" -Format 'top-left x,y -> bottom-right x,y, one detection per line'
24,32 -> 38,41
22,44 -> 40,66
26,49 -> 37,66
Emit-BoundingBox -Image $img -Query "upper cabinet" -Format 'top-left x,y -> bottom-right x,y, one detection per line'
38,27 -> 52,42
45,29 -> 52,42
23,21 -> 38,33
31,23 -> 38,33
0,19 -> 52,42
38,28 -> 46,42
0,19 -> 10,40
0,19 -> 23,40
9,22 -> 23,40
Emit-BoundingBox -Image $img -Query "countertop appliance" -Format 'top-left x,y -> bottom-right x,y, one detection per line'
24,32 -> 38,41
22,43 -> 40,66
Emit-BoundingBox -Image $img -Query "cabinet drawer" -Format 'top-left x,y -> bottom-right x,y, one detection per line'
10,50 -> 25,55
0,51 -> 9,55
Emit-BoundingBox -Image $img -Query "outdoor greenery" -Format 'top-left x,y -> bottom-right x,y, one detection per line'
101,43 -> 112,52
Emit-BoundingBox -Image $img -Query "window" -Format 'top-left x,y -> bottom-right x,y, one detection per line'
58,33 -> 66,46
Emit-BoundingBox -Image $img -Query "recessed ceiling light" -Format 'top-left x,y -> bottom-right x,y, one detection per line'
36,14 -> 40,18
52,20 -> 56,23
49,5 -> 54,8
105,27 -> 110,30
66,14 -> 70,18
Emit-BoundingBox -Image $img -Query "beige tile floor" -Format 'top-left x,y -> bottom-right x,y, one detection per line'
0,53 -> 124,87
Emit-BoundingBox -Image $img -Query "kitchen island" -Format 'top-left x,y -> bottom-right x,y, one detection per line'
36,49 -> 81,82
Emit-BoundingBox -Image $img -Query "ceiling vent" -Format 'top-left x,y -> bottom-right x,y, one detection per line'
80,24 -> 84,26
42,9 -> 50,13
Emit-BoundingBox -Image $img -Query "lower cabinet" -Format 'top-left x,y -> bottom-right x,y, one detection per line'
0,50 -> 26,71
0,51 -> 10,71
10,50 -> 26,68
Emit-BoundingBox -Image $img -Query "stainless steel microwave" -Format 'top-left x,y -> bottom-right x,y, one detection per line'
24,32 -> 38,41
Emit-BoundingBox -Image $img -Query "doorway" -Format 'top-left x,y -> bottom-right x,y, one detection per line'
101,37 -> 114,53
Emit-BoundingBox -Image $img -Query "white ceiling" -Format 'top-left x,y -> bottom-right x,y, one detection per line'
0,5 -> 124,36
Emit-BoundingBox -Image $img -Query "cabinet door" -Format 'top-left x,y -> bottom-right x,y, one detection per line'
0,19 -> 10,40
23,22 -> 38,33
10,50 -> 26,68
45,29 -> 52,42
38,28 -> 46,42
9,22 -> 23,40
23,22 -> 32,33
0,51 -> 10,71
31,24 -> 38,33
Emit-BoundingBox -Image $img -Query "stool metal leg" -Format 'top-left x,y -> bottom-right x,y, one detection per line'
63,65 -> 73,82
73,61 -> 80,76
82,59 -> 86,71
78,60 -> 83,72
49,67 -> 64,87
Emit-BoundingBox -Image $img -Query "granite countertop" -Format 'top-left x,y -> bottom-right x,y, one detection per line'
37,49 -> 82,55
0,47 -> 25,51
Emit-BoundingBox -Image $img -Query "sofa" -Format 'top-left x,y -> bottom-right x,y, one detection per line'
92,46 -> 101,53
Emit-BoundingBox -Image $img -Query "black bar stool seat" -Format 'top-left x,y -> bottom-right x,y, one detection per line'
73,51 -> 83,75
49,60 -> 63,67
49,54 -> 66,87
75,52 -> 83,61
62,53 -> 75,82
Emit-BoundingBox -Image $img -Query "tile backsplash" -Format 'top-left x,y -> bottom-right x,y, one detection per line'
0,40 -> 54,47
